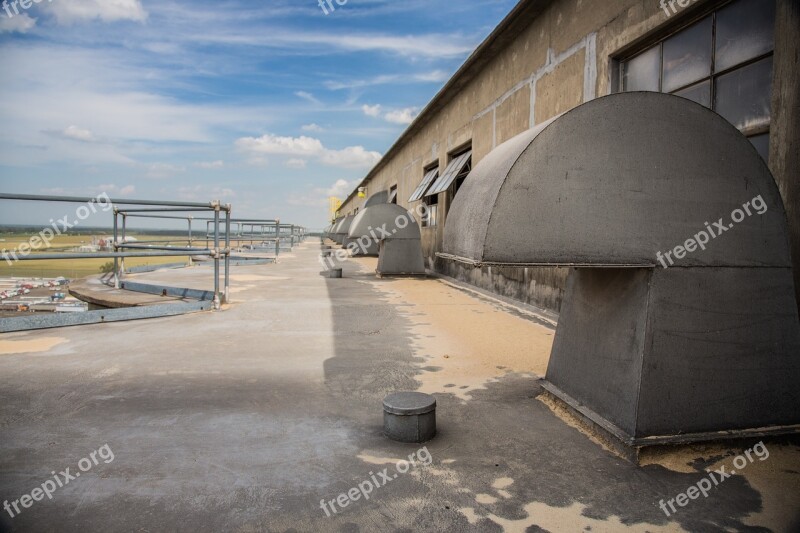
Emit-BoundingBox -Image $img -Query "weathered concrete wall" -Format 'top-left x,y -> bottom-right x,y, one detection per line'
770,0 -> 800,313
339,0 -> 799,313
437,258 -> 568,312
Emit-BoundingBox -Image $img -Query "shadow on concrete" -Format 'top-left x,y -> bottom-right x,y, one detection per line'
318,243 -> 778,532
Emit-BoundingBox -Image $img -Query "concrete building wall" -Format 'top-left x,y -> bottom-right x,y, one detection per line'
338,0 -> 800,314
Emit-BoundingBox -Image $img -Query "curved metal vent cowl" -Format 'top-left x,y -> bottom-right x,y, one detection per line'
443,92 -> 790,268
348,204 -> 425,275
332,215 -> 355,245
364,190 -> 389,208
443,92 -> 800,449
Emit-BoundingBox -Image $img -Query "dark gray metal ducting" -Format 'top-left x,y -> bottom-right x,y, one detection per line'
442,92 -> 800,447
332,215 -> 354,245
344,191 -> 390,251
346,209 -> 380,256
347,204 -> 425,275
327,217 -> 344,242
364,190 -> 389,208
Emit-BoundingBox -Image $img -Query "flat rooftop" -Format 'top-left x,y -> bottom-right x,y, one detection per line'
0,242 -> 798,532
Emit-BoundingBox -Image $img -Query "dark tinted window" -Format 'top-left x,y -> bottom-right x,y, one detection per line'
715,0 -> 775,72
619,0 -> 775,161
623,46 -> 660,91
674,80 -> 711,108
662,16 -> 712,92
715,56 -> 772,133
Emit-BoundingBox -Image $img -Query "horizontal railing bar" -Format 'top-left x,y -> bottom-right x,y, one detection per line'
118,207 -> 217,213
121,214 -> 194,220
117,244 -> 218,252
114,239 -> 194,244
0,193 -> 222,209
12,251 -> 209,260
199,218 -> 278,223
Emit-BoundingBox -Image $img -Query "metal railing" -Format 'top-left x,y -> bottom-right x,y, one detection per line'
0,193 -> 232,308
0,193 -> 307,332
204,218 -> 279,255
203,219 -> 307,256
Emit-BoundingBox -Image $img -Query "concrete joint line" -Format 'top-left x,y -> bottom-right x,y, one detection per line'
473,33 -> 598,128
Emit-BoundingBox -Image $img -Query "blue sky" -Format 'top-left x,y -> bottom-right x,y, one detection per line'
0,0 -> 518,230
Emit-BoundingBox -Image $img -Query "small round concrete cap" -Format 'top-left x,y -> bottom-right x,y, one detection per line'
383,392 -> 436,416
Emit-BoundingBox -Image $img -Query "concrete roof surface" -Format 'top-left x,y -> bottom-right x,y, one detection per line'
0,242 -> 798,532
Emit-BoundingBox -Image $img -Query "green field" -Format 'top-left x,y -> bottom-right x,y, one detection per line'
0,233 -> 194,279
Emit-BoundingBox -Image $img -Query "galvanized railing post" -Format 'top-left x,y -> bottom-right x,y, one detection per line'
120,214 -> 127,276
275,219 -> 280,259
224,204 -> 231,304
213,202 -> 220,309
113,208 -> 120,288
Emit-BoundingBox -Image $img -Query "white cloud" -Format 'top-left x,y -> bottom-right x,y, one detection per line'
326,179 -> 357,198
0,13 -> 36,33
244,156 -> 269,167
0,44 -> 290,169
361,104 -> 419,125
301,123 -> 324,133
362,104 -> 382,117
285,158 -> 307,169
329,33 -> 472,58
145,163 -> 186,179
235,133 -> 381,170
236,134 -> 324,157
327,70 -> 450,90
295,91 -> 321,105
90,184 -> 135,196
196,31 -> 474,59
384,107 -> 419,125
49,0 -> 148,24
194,160 -> 224,169
287,179 -> 358,207
177,185 -> 236,201
321,146 -> 381,169
414,70 -> 449,83
61,125 -> 95,142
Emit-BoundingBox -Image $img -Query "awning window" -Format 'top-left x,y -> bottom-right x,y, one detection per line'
408,168 -> 439,202
426,150 -> 471,196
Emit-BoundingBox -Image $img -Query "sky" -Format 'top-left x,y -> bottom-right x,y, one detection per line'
0,0 -> 518,230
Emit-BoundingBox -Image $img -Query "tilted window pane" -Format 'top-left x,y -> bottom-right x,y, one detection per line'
427,151 -> 471,196
749,133 -> 770,163
673,80 -> 711,108
408,168 -> 439,202
716,0 -> 775,72
662,16 -> 712,92
622,46 -> 660,92
715,56 -> 773,134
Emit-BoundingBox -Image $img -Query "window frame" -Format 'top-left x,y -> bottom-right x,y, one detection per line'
421,193 -> 438,228
426,146 -> 472,198
409,165 -> 439,203
616,0 -> 775,142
